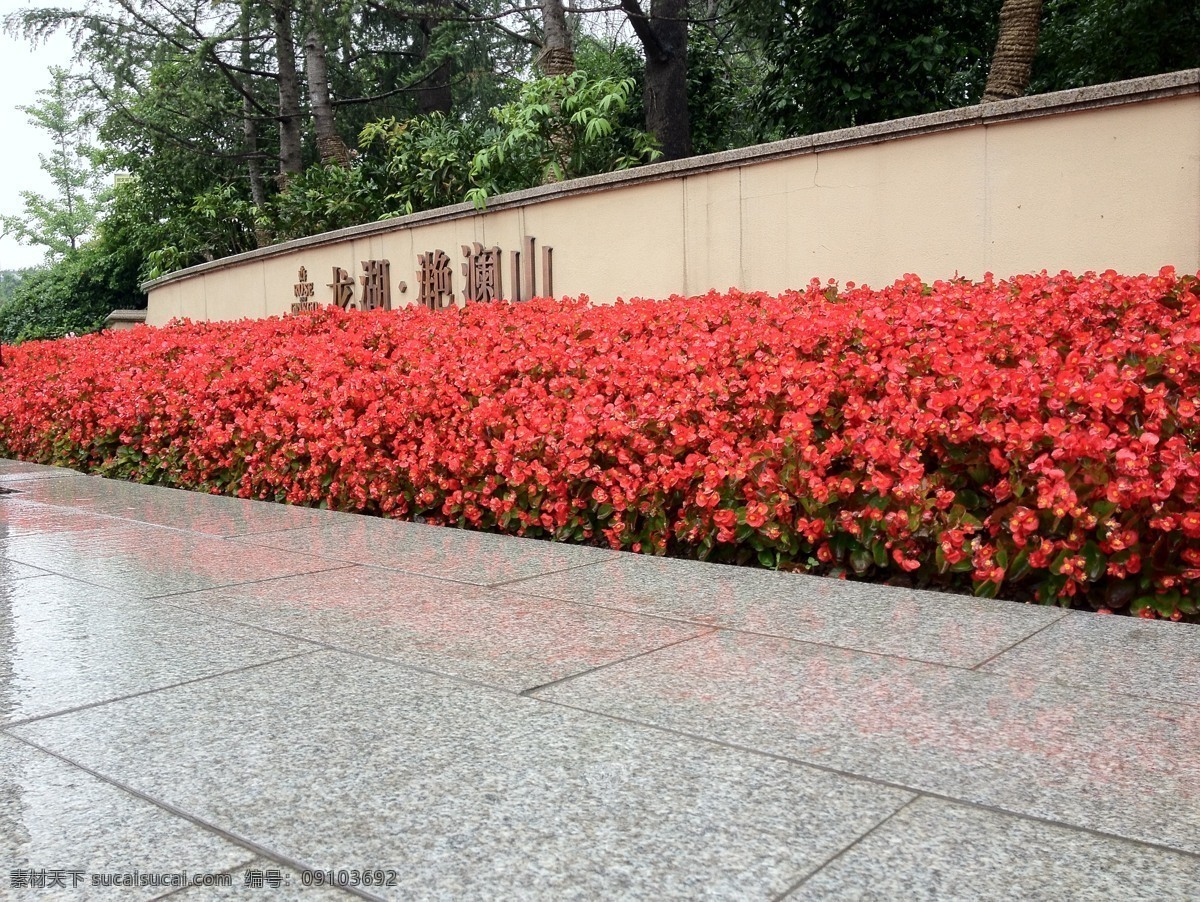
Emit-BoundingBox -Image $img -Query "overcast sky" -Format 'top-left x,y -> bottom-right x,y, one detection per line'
0,1 -> 78,271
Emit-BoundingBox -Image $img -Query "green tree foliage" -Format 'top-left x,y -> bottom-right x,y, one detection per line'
1032,0 -> 1200,93
686,20 -> 760,155
740,0 -> 1002,139
5,0 -> 1198,304
1,67 -> 110,259
0,271 -> 30,306
267,59 -> 660,241
469,69 -> 660,198
0,236 -> 143,344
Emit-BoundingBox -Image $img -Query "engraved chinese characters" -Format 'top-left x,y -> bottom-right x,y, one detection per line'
291,237 -> 555,313
359,259 -> 392,311
461,243 -> 503,304
328,266 -> 356,309
416,250 -> 454,310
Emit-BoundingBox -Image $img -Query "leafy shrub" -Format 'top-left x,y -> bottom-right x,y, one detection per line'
1,269 -> 1198,619
0,241 -> 143,344
360,113 -> 488,216
468,69 -> 660,201
270,57 -> 661,241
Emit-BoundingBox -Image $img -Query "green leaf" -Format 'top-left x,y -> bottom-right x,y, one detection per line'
1082,541 -> 1106,582
974,580 -> 999,599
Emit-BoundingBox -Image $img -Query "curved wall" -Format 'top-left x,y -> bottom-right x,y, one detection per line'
144,70 -> 1200,326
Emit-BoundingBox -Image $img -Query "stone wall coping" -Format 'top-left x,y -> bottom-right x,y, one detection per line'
104,309 -> 148,324
142,68 -> 1200,292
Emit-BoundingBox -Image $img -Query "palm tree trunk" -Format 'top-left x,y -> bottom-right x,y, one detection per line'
983,0 -> 1044,102
539,0 -> 575,76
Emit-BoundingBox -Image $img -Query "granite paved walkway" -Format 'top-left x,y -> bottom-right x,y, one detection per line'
1,457 -> 1198,900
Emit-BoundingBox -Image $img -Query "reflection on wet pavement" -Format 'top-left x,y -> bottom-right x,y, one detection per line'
2,463 -> 1199,897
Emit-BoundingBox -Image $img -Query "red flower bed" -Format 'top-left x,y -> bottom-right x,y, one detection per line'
2,269 -> 1199,618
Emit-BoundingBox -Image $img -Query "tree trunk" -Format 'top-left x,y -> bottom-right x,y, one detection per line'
983,0 -> 1044,102
304,2 -> 350,166
539,0 -> 576,184
539,0 -> 575,76
415,2 -> 454,115
271,0 -> 304,183
621,0 -> 692,160
240,2 -> 268,210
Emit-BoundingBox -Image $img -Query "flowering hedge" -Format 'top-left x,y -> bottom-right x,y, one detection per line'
2,269 -> 1199,619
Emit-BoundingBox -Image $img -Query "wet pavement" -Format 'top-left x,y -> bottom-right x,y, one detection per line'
1,458 -> 1198,900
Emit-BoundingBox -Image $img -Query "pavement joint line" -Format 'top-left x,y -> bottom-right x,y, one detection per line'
506,589 -> 1064,677
0,512 -> 265,544
0,492 -> 347,543
482,554 -> 625,588
216,531 -> 618,592
518,629 -> 719,697
0,649 -> 323,730
44,555 -> 1190,715
527,695 -> 1200,864
143,561 -> 361,600
0,568 -> 205,601
968,607 -> 1074,671
124,614 -> 535,698
158,577 -> 727,648
1,732 -> 385,902
224,514 -> 383,540
0,561 -> 358,607
770,795 -> 922,901
303,556 -> 624,593
234,523 -> 625,589
152,589 -> 725,698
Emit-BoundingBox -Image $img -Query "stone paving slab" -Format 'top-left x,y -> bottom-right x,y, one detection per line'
535,630 -> 1200,854
246,518 -> 619,586
788,795 -> 1200,900
2,463 -> 1199,897
9,475 -> 345,537
509,553 -> 1068,668
0,496 -> 158,539
0,558 -> 51,580
1,733 -> 254,901
11,651 -> 913,900
0,460 -> 83,482
0,510 -> 352,596
171,566 -> 712,692
980,609 -> 1200,707
1,574 -> 318,724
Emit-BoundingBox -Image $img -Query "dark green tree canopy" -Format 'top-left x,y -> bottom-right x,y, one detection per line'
2,0 -> 1196,342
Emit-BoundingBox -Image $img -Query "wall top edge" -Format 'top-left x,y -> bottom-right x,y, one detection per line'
104,310 -> 148,326
142,68 -> 1200,292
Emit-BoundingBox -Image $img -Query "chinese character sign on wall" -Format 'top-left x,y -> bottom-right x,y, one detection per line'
417,250 -> 455,310
360,259 -> 392,311
461,243 -> 503,304
292,237 -> 554,315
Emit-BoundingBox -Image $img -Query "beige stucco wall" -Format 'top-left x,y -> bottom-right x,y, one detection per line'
145,72 -> 1200,326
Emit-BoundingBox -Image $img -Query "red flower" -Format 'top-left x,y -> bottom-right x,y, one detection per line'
0,267 -> 1197,618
